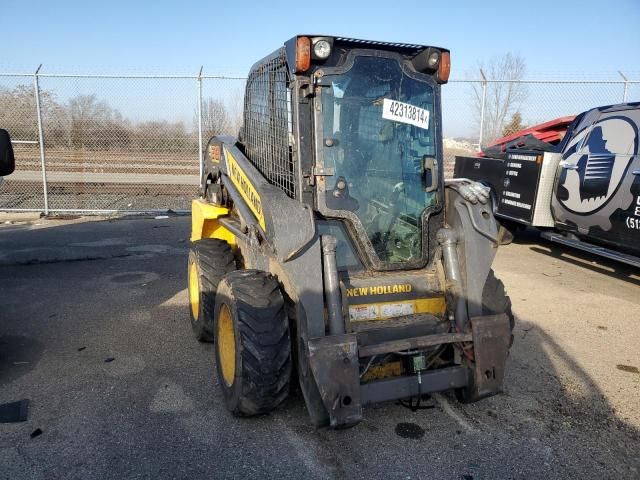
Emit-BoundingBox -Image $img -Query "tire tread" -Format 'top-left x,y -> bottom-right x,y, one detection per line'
189,239 -> 236,341
216,270 -> 291,416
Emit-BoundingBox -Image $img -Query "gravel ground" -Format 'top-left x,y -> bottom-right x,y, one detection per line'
0,216 -> 638,479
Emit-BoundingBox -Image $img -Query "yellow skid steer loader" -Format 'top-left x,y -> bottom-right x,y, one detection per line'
188,35 -> 513,428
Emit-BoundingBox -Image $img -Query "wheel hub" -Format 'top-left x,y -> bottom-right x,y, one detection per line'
189,261 -> 200,320
217,304 -> 236,386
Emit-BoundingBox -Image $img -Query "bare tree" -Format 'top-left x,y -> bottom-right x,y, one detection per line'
134,120 -> 191,153
68,94 -> 130,150
469,53 -> 528,146
226,87 -> 245,138
198,98 -> 230,141
0,85 -> 67,144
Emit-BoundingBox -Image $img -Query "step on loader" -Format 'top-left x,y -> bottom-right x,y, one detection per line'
188,35 -> 514,428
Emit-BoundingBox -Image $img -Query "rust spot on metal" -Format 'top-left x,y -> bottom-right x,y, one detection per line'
361,361 -> 402,382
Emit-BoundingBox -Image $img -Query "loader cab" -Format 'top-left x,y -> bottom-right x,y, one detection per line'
282,36 -> 450,271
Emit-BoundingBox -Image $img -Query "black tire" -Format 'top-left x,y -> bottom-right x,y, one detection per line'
482,269 -> 515,343
214,270 -> 291,416
188,239 -> 236,342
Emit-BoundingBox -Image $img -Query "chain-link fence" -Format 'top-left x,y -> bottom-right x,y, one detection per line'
0,71 -> 245,213
0,69 -> 638,213
440,75 -> 639,177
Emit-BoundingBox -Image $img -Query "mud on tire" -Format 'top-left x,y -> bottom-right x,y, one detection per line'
214,270 -> 292,416
455,269 -> 514,404
187,239 -> 236,342
482,269 -> 515,343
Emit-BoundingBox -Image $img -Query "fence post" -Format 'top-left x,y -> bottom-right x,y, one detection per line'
197,66 -> 204,190
478,68 -> 487,151
619,71 -> 629,102
33,64 -> 49,215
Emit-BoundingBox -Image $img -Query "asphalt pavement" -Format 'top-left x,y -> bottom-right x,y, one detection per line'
0,215 -> 638,479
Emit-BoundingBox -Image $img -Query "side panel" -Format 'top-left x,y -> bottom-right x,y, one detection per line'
551,106 -> 640,256
496,151 -> 542,225
602,178 -> 640,253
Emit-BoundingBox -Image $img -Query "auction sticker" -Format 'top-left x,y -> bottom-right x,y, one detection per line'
380,302 -> 414,318
349,305 -> 378,322
382,98 -> 430,130
348,302 -> 416,322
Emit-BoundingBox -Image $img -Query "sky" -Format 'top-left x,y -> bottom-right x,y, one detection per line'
3,0 -> 639,78
3,0 -> 640,138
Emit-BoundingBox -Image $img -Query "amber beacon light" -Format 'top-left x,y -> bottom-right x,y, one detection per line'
437,51 -> 451,84
295,36 -> 311,73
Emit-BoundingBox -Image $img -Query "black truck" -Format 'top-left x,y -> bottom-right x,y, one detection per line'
455,102 -> 640,268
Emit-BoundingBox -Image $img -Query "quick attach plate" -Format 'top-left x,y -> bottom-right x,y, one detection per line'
467,313 -> 511,400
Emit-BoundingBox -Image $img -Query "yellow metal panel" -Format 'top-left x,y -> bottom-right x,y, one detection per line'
414,297 -> 447,315
224,148 -> 266,230
190,199 -> 235,246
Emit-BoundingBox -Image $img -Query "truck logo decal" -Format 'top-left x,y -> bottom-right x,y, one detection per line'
225,148 -> 266,230
555,115 -> 639,231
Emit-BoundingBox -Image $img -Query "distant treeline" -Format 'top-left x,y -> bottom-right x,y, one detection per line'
0,85 -> 240,152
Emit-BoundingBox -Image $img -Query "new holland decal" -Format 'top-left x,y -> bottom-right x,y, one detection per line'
225,148 -> 266,230
345,282 -> 445,321
345,283 -> 413,297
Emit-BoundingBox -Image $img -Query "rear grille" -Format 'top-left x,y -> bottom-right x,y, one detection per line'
241,49 -> 297,199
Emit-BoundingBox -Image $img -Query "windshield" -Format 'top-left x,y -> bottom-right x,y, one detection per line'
320,55 -> 438,264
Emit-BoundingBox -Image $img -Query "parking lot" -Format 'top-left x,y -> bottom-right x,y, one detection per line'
0,215 -> 638,479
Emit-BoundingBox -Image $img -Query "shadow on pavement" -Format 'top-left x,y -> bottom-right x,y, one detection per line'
510,228 -> 640,286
